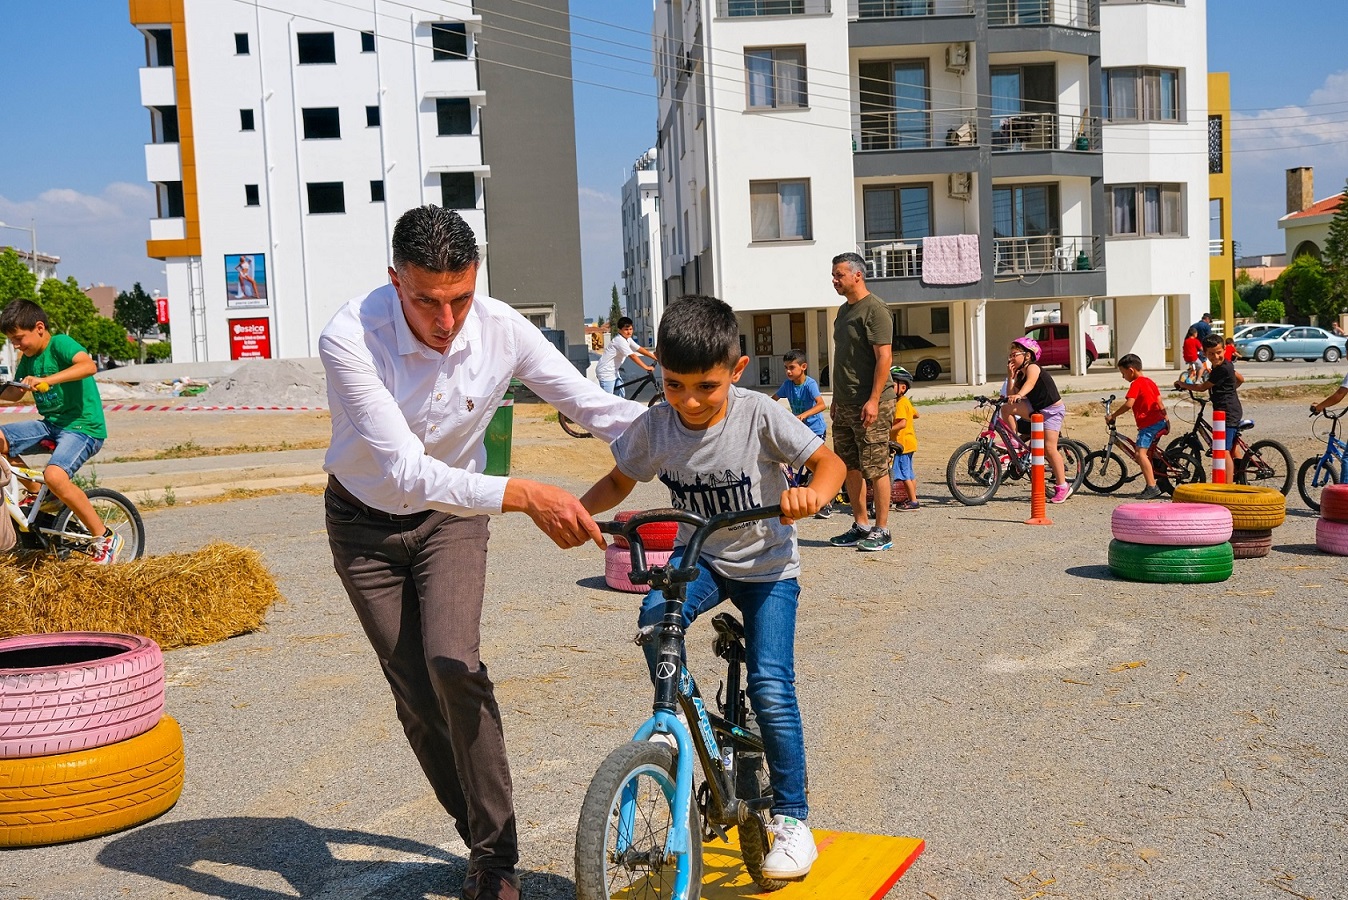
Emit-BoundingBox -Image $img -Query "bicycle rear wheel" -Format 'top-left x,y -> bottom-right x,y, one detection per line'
575,741 -> 702,900
50,488 -> 146,562
1059,440 -> 1086,493
558,411 -> 594,439
947,441 -> 1002,506
1238,439 -> 1293,495
1296,456 -> 1341,512
1083,450 -> 1129,494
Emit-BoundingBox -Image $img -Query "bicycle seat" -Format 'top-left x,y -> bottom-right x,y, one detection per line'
37,438 -> 56,452
1234,419 -> 1255,433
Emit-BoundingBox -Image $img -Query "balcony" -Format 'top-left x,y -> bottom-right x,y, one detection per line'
1209,238 -> 1224,256
716,0 -> 831,16
149,218 -> 186,242
991,112 -> 1100,152
994,234 -> 1101,275
858,108 -> 978,152
860,238 -> 925,279
988,0 -> 1097,27
139,66 -> 176,108
144,142 -> 182,182
850,0 -> 974,17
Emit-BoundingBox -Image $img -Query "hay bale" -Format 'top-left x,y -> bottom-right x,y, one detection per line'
0,542 -> 282,650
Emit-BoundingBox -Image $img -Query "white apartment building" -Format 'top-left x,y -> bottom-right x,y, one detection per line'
653,0 -> 1209,387
129,0 -> 588,366
621,148 -> 665,345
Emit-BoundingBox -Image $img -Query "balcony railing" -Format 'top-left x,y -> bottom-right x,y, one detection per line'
858,108 -> 977,152
991,112 -> 1100,152
988,0 -> 1098,28
850,0 -> 974,18
717,0 -> 831,16
994,235 -> 1102,275
1209,238 -> 1225,257
860,238 -> 926,279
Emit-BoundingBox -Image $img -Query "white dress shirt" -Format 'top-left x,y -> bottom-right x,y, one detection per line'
321,284 -> 644,516
595,334 -> 644,381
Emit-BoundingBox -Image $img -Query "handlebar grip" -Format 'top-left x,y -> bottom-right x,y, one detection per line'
34,382 -> 49,393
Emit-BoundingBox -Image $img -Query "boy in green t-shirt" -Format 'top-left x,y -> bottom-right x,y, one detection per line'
0,299 -> 120,564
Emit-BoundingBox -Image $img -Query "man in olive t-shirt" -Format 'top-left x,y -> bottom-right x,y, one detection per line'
827,253 -> 895,553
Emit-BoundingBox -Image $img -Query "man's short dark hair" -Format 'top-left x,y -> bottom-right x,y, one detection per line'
0,299 -> 48,334
616,316 -> 634,329
1201,334 -> 1223,350
1201,312 -> 1212,320
783,349 -> 807,366
1117,353 -> 1143,370
657,295 -> 740,373
832,252 -> 867,275
391,205 -> 481,273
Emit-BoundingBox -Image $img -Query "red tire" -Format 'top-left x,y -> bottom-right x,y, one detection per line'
0,633 -> 164,759
604,544 -> 674,593
1110,502 -> 1233,546
1316,518 -> 1348,556
1229,528 -> 1273,559
611,511 -> 679,551
1320,484 -> 1348,523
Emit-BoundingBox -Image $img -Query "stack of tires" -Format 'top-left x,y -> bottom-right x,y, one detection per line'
1171,483 -> 1286,559
1315,484 -> 1348,555
0,633 -> 183,848
1108,503 -> 1234,583
605,511 -> 678,593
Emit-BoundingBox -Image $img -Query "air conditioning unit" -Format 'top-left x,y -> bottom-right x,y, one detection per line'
945,42 -> 970,74
948,172 -> 972,200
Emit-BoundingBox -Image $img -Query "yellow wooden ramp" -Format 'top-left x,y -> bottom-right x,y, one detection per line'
699,828 -> 924,900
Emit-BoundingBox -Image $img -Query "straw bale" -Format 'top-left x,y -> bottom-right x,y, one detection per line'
0,542 -> 282,650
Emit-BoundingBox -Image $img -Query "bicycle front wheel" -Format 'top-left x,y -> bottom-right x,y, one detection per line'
947,441 -> 1002,506
1239,440 -> 1293,495
558,411 -> 594,439
1059,439 -> 1087,493
50,488 -> 146,562
1083,450 -> 1129,494
1296,456 -> 1341,512
575,741 -> 702,900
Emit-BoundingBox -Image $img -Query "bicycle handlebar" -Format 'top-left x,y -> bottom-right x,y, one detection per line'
1311,405 -> 1347,420
1,380 -> 48,393
601,505 -> 784,586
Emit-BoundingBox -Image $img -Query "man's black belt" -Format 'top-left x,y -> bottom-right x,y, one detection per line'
327,476 -> 432,522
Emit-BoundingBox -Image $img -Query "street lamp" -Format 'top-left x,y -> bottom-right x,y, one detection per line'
0,221 -> 38,275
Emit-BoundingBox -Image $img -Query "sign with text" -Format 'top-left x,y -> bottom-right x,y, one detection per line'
155,296 -> 169,324
229,317 -> 272,360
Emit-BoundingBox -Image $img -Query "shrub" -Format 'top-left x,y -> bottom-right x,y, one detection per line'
1256,298 -> 1285,323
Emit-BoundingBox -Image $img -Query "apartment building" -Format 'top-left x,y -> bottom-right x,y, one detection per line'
128,0 -> 588,366
653,0 -> 1209,386
621,148 -> 665,345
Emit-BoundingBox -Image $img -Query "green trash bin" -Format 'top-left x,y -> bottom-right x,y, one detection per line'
484,380 -> 520,476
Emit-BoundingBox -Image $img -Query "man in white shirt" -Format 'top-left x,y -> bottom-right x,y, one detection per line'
320,206 -> 643,900
594,316 -> 656,395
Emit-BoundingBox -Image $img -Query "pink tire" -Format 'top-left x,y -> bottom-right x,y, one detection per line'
611,511 -> 679,552
1321,484 -> 1348,523
0,633 -> 165,759
1110,502 -> 1233,546
1316,518 -> 1348,556
604,544 -> 675,593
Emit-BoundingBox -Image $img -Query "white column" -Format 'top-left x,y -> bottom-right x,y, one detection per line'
957,299 -> 989,386
1113,295 -> 1168,371
1067,297 -> 1090,375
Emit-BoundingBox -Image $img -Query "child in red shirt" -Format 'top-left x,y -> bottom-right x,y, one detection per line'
1105,353 -> 1169,499
1181,328 -> 1205,383
1224,337 -> 1237,362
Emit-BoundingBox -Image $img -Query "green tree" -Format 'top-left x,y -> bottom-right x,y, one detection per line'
1321,178 -> 1348,317
145,341 -> 173,362
1272,255 -> 1335,322
1256,297 -> 1285,323
0,248 -> 38,309
114,283 -> 157,340
608,283 -> 623,335
70,316 -> 136,361
1236,274 -> 1272,314
36,277 -> 100,336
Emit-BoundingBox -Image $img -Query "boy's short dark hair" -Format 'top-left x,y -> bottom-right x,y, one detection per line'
1117,353 -> 1143,370
657,295 -> 740,373
1201,335 -> 1223,350
616,316 -> 634,329
0,299 -> 48,334
782,349 -> 807,366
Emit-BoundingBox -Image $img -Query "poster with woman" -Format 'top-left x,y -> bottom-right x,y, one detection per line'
225,253 -> 268,307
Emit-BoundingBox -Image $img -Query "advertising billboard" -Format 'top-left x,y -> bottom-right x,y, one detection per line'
225,253 -> 268,308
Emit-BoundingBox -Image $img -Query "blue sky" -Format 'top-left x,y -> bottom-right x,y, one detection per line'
0,2 -> 1345,319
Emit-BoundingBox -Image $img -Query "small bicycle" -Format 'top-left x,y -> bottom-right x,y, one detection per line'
1081,395 -> 1205,495
575,506 -> 789,900
559,369 -> 666,439
945,395 -> 1085,506
0,455 -> 145,563
1165,391 -> 1294,495
1296,406 -> 1348,511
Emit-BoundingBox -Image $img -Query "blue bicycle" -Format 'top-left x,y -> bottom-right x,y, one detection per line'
1296,406 -> 1348,511
575,506 -> 788,900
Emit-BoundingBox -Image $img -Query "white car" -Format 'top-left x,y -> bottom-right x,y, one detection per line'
1230,323 -> 1283,342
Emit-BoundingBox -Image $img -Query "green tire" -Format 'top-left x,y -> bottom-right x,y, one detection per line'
1107,539 -> 1234,584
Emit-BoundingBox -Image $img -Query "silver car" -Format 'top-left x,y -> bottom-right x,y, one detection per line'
1235,326 -> 1347,363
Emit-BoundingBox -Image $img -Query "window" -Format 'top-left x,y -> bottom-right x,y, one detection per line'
930,306 -> 950,334
296,32 -> 336,64
863,185 -> 933,242
727,0 -> 806,14
301,108 -> 341,139
440,173 -> 476,209
245,184 -> 260,206
993,184 -> 1060,272
159,181 -> 184,219
370,180 -> 385,202
1208,115 -> 1223,173
436,98 -> 472,135
307,182 -> 346,214
745,47 -> 807,109
749,180 -> 811,242
859,60 -> 929,149
990,64 -> 1056,149
234,32 -> 249,55
431,23 -> 468,60
1102,67 -> 1180,122
240,109 -> 255,131
1107,184 -> 1183,236
366,105 -> 380,127
361,30 -> 375,52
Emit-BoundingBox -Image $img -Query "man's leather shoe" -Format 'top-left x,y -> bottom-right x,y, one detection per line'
463,868 -> 521,900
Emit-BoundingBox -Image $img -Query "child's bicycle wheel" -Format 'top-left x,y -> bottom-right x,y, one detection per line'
575,741 -> 703,900
50,488 -> 146,562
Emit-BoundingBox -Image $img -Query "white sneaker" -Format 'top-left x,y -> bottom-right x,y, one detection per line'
761,814 -> 817,880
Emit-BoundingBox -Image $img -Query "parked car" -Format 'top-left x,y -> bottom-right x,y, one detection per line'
1234,326 -> 1347,363
1023,323 -> 1098,368
1230,322 -> 1283,343
892,334 -> 951,381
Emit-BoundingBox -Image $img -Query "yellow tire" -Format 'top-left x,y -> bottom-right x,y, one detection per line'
1170,483 -> 1286,530
0,715 -> 183,848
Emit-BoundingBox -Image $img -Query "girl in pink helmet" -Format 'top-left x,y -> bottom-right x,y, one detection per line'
1002,336 -> 1071,503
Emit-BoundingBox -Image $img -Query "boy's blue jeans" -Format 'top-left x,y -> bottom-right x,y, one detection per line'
0,421 -> 103,477
638,551 -> 808,819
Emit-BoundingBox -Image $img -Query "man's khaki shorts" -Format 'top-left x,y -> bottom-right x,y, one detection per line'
832,398 -> 896,480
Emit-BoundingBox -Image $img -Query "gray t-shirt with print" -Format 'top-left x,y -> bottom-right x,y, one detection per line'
611,387 -> 824,582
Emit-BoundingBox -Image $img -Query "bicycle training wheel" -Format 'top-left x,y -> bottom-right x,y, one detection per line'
1296,457 -> 1341,512
575,741 -> 702,900
946,441 -> 1002,506
50,488 -> 146,562
557,411 -> 594,439
1238,440 -> 1293,496
1083,450 -> 1129,494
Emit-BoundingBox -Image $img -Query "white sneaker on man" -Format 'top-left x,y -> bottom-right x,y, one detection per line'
761,814 -> 817,879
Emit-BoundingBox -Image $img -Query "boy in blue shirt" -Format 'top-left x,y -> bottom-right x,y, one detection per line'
582,295 -> 845,881
773,349 -> 833,517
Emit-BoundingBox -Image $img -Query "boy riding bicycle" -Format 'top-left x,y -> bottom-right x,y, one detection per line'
581,294 -> 845,881
1106,353 -> 1169,500
0,299 -> 121,564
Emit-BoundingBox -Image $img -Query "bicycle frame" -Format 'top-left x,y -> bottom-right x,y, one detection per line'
0,459 -> 89,550
612,368 -> 661,403
1173,392 -> 1250,458
972,396 -> 1032,477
